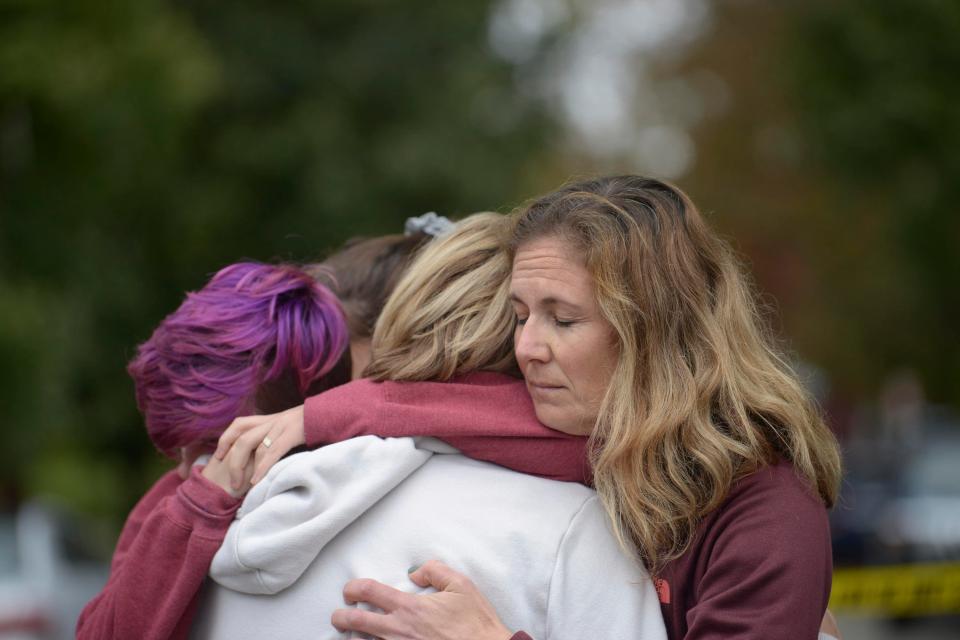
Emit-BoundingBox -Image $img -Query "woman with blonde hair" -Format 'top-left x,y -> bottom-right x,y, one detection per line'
193,212 -> 666,640
217,176 -> 842,639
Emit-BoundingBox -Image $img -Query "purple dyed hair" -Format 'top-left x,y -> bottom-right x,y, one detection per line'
128,262 -> 350,457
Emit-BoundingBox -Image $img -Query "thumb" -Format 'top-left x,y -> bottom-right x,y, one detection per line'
408,560 -> 462,592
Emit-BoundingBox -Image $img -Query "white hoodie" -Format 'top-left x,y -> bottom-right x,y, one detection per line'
191,436 -> 666,640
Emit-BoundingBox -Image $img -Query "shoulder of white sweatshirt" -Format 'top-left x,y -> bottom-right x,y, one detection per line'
196,436 -> 666,640
210,435 -> 442,594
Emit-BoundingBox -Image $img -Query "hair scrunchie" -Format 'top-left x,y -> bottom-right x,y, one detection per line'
404,211 -> 454,237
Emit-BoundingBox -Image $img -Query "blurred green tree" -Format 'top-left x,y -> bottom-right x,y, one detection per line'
789,0 -> 960,405
0,0 -> 554,525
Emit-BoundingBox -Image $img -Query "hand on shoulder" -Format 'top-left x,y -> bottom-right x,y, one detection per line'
212,404 -> 307,490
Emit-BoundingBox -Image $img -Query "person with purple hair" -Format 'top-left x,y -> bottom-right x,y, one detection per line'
76,262 -> 351,639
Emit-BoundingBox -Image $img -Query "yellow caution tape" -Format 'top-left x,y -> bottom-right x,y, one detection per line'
830,562 -> 960,615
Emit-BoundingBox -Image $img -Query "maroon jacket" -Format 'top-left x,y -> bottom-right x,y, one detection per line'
655,459 -> 832,639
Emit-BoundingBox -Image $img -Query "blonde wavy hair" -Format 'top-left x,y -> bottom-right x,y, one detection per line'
365,212 -> 518,381
509,175 -> 842,572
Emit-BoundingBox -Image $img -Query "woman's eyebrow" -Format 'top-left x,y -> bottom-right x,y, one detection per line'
510,293 -> 582,311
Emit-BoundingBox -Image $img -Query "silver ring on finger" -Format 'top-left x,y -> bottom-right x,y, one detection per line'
262,436 -> 273,448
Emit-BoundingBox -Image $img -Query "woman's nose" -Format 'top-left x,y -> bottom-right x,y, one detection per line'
514,320 -> 550,365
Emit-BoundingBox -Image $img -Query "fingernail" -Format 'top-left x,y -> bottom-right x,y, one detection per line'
407,564 -> 421,574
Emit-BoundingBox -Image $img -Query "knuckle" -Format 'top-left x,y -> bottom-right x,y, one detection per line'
353,579 -> 375,600
238,433 -> 259,449
401,596 -> 422,614
451,575 -> 472,591
342,608 -> 365,627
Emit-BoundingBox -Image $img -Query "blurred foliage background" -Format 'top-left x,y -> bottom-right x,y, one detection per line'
1,0 -> 957,545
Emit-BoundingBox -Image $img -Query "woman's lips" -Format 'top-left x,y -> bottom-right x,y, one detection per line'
527,381 -> 564,394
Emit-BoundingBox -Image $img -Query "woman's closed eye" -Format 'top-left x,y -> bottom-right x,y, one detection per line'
515,313 -> 578,328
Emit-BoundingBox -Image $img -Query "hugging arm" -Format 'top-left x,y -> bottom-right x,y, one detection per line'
76,468 -> 241,640
305,373 -> 589,483
216,372 -> 590,488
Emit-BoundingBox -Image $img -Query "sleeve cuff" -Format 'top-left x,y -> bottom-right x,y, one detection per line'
171,467 -> 242,537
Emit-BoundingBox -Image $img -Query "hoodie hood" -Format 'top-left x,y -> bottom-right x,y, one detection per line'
210,436 -> 453,594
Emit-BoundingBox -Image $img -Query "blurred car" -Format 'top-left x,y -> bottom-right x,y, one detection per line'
833,425 -> 960,567
830,421 -> 960,620
0,501 -> 108,640
875,435 -> 960,563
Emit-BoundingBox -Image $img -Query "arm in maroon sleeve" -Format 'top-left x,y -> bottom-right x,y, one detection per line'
303,371 -> 590,484
664,461 -> 833,640
76,467 -> 241,640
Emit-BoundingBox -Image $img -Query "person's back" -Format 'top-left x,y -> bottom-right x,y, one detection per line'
192,439 -> 665,640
